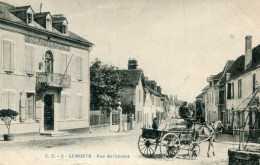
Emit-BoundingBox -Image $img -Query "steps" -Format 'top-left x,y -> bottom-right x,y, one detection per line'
40,131 -> 70,137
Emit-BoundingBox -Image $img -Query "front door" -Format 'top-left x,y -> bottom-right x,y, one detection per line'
44,94 -> 54,130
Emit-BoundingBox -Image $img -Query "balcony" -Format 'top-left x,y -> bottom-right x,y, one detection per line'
36,72 -> 71,89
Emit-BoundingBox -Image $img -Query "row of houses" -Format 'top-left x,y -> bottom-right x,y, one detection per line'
0,1 -> 170,135
196,35 -> 260,140
118,59 -> 170,128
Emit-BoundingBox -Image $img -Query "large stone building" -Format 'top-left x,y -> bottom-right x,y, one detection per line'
0,2 -> 93,135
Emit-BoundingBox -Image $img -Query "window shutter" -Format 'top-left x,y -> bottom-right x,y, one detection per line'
70,55 -> 75,79
66,95 -> 70,119
60,95 -> 65,120
66,54 -> 71,75
35,100 -> 42,120
25,46 -> 31,74
10,42 -> 15,72
3,40 -> 11,71
9,91 -> 15,110
227,83 -> 231,99
20,93 -> 26,121
79,96 -> 83,119
76,96 -> 80,119
60,53 -> 66,74
80,57 -> 83,81
2,91 -> 8,109
31,47 -> 35,74
75,56 -> 80,80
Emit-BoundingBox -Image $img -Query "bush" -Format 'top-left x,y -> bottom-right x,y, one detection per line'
0,109 -> 19,134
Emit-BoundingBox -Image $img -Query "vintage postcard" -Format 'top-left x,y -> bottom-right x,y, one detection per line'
0,0 -> 259,165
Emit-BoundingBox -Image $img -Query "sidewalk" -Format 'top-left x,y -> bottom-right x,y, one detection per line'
0,128 -> 141,144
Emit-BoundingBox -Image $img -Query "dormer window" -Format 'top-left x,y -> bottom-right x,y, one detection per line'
46,18 -> 52,30
62,24 -> 68,34
27,13 -> 33,24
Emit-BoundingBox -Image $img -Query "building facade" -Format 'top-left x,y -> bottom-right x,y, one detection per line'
226,36 -> 260,139
0,2 -> 93,135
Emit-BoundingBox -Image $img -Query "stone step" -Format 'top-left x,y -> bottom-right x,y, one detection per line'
40,131 -> 70,137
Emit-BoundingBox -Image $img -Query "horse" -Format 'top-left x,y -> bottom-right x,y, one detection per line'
192,120 -> 224,157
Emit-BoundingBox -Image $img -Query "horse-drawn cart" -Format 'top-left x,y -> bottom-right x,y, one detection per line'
138,119 -> 200,160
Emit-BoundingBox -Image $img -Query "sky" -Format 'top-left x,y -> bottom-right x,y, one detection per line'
5,0 -> 260,102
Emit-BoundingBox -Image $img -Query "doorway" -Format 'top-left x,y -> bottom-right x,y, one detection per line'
44,94 -> 54,130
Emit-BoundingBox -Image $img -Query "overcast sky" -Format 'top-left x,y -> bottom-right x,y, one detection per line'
7,0 -> 260,102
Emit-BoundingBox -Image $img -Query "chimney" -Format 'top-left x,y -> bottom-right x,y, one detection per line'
128,59 -> 138,70
245,35 -> 252,70
226,73 -> 230,80
157,86 -> 162,93
144,77 -> 149,81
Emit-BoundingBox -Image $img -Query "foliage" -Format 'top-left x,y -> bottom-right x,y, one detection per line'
0,109 -> 19,134
90,59 -> 130,110
121,104 -> 135,114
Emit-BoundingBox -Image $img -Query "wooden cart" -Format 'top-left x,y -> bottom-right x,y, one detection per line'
138,120 -> 200,160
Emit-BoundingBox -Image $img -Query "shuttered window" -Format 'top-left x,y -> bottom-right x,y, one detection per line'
75,56 -> 83,81
2,91 -> 15,110
238,79 -> 242,99
3,40 -> 15,73
227,83 -> 231,99
231,82 -> 234,99
25,46 -> 35,75
60,53 -> 72,75
60,94 -> 70,120
26,93 -> 34,120
76,95 -> 84,119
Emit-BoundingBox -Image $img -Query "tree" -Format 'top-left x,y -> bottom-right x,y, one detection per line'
0,109 -> 19,135
90,59 -> 130,110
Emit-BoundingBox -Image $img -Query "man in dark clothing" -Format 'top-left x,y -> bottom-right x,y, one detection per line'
179,101 -> 190,119
152,118 -> 158,130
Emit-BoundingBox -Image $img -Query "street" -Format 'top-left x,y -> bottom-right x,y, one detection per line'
0,132 -> 233,165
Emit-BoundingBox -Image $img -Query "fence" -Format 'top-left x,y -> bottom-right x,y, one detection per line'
90,110 -> 133,132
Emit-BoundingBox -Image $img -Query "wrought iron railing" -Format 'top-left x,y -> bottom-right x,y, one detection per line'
36,72 -> 71,88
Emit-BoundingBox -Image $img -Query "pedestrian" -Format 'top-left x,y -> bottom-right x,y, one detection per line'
152,118 -> 158,130
117,102 -> 123,132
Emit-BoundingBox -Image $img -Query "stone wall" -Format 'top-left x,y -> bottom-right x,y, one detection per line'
228,149 -> 260,165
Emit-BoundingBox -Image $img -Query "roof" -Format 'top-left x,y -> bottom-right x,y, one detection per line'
196,93 -> 203,99
52,14 -> 67,23
10,6 -> 32,12
217,60 -> 234,86
213,71 -> 223,79
227,44 -> 260,80
0,2 -> 93,47
34,12 -> 51,19
116,69 -> 143,87
144,80 -> 161,97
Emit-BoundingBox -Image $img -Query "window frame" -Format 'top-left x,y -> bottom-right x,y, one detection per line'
27,13 -> 33,24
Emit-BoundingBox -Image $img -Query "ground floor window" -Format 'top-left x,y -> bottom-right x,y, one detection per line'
26,93 -> 35,120
76,95 -> 84,119
60,94 -> 70,120
2,90 -> 15,109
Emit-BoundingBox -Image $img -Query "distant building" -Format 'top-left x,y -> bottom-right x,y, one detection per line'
117,59 -> 144,126
0,2 -> 93,135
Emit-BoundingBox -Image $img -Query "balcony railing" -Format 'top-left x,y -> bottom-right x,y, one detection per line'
36,72 -> 71,88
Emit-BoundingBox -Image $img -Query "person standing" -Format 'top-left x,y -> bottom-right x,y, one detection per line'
117,102 -> 123,132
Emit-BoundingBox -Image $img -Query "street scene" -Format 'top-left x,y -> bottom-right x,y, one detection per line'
0,0 -> 259,165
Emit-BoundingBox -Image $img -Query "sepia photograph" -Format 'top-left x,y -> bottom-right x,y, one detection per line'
0,0 -> 259,164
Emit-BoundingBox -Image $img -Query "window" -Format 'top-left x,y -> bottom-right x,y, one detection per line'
253,74 -> 256,93
231,82 -> 234,99
62,25 -> 68,34
75,56 -> 83,81
46,19 -> 52,30
26,93 -> 34,120
139,90 -> 141,102
60,94 -> 70,120
27,13 -> 32,24
25,46 -> 35,75
3,40 -> 15,73
2,91 -> 15,109
238,79 -> 242,99
60,53 -> 71,75
227,83 -> 231,99
76,95 -> 84,119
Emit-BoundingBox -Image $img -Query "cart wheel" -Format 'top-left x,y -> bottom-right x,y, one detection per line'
160,133 -> 180,160
188,143 -> 200,159
138,136 -> 158,157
